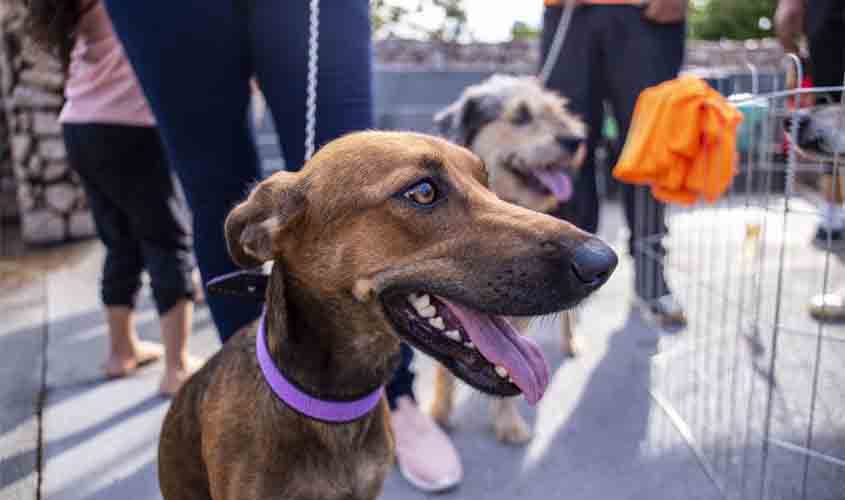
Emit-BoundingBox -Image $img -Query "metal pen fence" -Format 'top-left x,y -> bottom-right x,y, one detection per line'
639,57 -> 845,500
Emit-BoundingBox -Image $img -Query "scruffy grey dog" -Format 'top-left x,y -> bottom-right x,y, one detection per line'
431,75 -> 588,444
435,75 -> 587,213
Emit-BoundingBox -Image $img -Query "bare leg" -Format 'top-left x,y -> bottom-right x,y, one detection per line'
158,299 -> 203,396
103,305 -> 164,377
820,173 -> 845,204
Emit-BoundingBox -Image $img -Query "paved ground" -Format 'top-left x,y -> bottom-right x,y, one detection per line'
1,198 -> 843,500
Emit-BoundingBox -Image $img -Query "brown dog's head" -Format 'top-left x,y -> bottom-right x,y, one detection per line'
225,132 -> 615,404
435,75 -> 587,213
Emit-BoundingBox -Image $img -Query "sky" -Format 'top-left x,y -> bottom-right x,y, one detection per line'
463,0 -> 544,42
384,0 -> 544,43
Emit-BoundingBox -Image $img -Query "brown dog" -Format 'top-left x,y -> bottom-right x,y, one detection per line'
157,131 -> 616,500
432,75 -> 589,444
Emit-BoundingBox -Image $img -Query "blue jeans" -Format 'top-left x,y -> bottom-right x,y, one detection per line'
104,0 -> 413,406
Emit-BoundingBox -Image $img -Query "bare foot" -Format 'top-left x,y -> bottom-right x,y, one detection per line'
159,356 -> 204,397
102,340 -> 164,378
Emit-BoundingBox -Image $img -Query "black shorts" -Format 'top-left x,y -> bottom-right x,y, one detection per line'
62,123 -> 195,314
806,0 -> 845,98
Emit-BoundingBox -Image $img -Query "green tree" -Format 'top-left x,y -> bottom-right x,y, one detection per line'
511,20 -> 540,41
689,0 -> 778,40
371,0 -> 468,42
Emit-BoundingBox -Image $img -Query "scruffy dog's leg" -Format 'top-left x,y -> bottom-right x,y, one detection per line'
561,310 -> 579,357
430,365 -> 457,427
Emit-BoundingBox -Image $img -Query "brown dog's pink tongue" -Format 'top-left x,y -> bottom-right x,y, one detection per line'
533,171 -> 573,202
441,299 -> 550,405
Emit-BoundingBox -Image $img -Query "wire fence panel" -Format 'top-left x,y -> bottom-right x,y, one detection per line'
641,61 -> 845,500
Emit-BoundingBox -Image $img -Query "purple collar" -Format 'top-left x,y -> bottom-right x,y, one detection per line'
256,313 -> 384,424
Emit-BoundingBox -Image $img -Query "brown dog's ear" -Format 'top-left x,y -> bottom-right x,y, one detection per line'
224,172 -> 306,269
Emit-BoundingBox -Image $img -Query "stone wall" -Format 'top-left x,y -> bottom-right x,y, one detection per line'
373,37 -> 788,73
0,82 -> 13,222
0,3 -> 94,245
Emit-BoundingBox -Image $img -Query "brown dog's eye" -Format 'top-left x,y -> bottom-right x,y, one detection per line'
403,181 -> 438,206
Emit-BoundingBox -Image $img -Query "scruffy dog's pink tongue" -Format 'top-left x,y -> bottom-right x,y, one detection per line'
534,171 -> 573,202
441,299 -> 550,405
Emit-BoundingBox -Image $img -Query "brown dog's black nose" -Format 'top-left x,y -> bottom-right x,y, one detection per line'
570,238 -> 617,288
556,136 -> 584,155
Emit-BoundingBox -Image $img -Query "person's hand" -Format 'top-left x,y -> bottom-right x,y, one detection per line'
643,0 -> 688,24
775,0 -> 804,55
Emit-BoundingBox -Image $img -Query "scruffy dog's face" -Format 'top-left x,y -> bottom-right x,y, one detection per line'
436,75 -> 587,213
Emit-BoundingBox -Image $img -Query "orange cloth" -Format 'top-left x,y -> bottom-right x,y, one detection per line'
612,76 -> 743,206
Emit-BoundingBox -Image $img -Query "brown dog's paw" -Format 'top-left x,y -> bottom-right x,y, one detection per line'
493,412 -> 532,445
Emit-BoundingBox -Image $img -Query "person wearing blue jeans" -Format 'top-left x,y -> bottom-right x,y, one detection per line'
102,0 -> 461,490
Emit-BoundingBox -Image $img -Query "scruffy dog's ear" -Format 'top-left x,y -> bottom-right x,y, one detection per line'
224,171 -> 306,269
435,87 -> 503,147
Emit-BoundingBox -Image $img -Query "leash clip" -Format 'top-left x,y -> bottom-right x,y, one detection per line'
206,268 -> 269,301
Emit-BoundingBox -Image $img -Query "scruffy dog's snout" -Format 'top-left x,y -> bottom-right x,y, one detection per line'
556,136 -> 584,155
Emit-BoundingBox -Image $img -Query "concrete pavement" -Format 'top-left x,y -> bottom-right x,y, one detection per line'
3,200 -> 843,499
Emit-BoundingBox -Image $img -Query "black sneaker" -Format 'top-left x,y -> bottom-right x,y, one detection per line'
812,225 -> 845,250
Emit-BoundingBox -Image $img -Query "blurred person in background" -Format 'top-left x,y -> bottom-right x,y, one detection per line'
541,0 -> 689,328
29,0 -> 201,396
777,0 -> 845,246
777,0 -> 845,321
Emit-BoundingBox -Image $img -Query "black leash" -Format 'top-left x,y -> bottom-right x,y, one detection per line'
206,268 -> 269,301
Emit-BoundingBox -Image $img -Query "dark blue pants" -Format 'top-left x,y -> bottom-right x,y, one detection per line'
103,0 -> 413,406
806,0 -> 845,98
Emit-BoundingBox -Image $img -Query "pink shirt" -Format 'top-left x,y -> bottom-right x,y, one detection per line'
59,2 -> 155,126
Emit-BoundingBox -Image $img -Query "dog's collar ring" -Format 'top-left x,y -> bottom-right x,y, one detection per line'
256,313 -> 385,424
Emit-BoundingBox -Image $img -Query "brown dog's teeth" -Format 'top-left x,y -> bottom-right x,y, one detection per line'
429,317 -> 445,330
418,306 -> 436,318
409,293 -> 430,310
444,330 -> 461,342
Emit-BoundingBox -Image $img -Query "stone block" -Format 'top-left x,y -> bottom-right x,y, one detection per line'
0,48 -> 13,95
21,209 -> 65,244
39,138 -> 66,161
45,182 -> 76,213
14,110 -> 33,132
42,161 -> 66,182
11,134 -> 31,162
16,182 -> 34,211
27,154 -> 43,176
68,211 -> 95,239
9,85 -> 63,109
32,111 -> 61,136
20,68 -> 64,92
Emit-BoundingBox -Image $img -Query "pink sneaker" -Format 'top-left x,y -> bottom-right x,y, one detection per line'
390,396 -> 463,492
